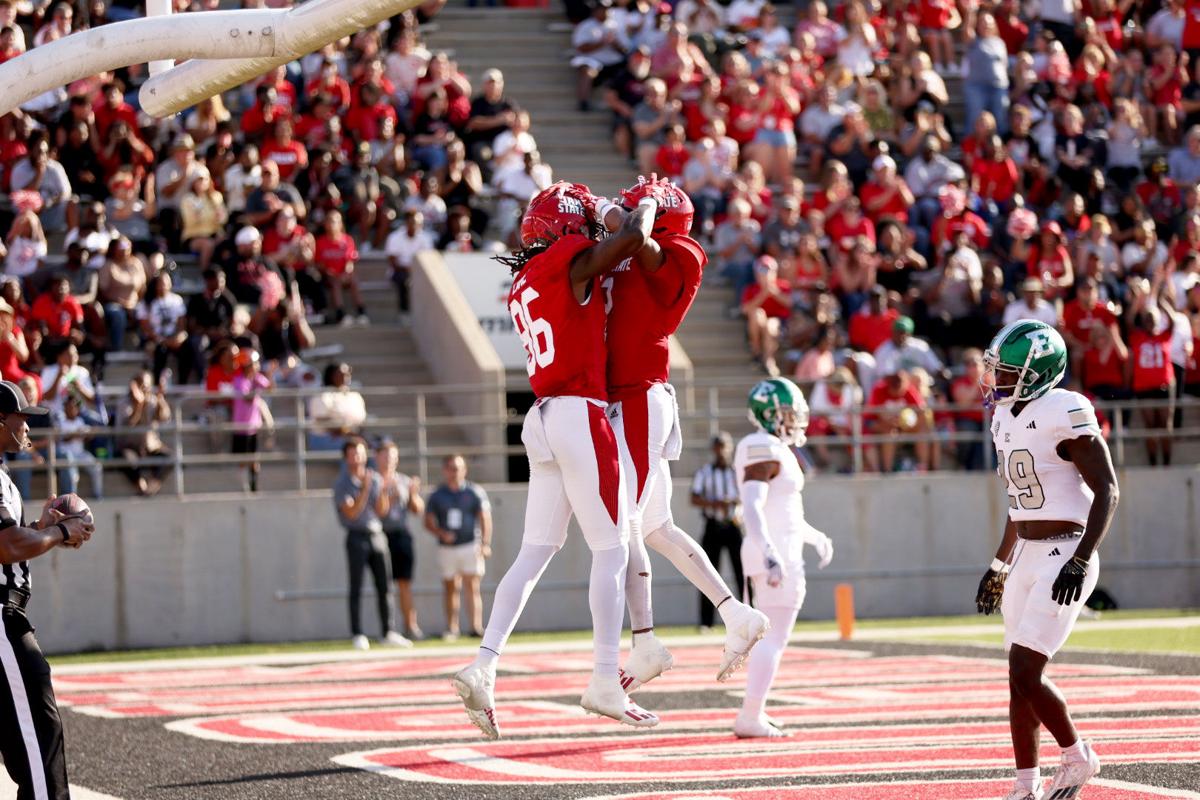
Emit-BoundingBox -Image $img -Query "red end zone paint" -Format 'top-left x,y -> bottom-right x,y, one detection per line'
574,778 -> 1200,800
329,731 -> 1200,784
167,706 -> 1197,745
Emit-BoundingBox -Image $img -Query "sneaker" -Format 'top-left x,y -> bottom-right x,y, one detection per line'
451,662 -> 499,739
619,633 -> 674,692
356,313 -> 371,326
698,625 -> 714,635
717,602 -> 770,681
407,626 -> 426,641
442,630 -> 461,642
1002,786 -> 1044,800
580,675 -> 659,728
733,709 -> 788,739
338,315 -> 354,328
351,634 -> 370,651
380,631 -> 413,647
1044,742 -> 1100,800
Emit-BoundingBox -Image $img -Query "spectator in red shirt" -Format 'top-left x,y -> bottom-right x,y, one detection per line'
859,155 -> 914,226
1026,221 -> 1075,300
1081,320 -> 1128,402
305,59 -> 353,113
1148,44 -> 1187,145
745,61 -> 801,185
240,85 -> 290,143
0,26 -> 19,65
1062,276 -> 1117,376
1128,287 -> 1178,465
949,349 -> 987,470
864,369 -> 931,472
260,118 -> 309,183
931,185 -> 990,254
655,124 -> 691,180
314,210 -> 366,327
740,254 -> 793,378
848,284 -> 900,353
30,275 -> 84,362
93,81 -> 139,143
343,83 -> 399,145
971,135 -> 1019,213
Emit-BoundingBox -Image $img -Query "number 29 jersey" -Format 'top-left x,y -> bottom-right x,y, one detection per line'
508,233 -> 608,402
989,388 -> 1102,527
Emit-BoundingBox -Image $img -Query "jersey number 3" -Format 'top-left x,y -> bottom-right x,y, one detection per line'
997,448 -> 1045,510
510,287 -> 555,375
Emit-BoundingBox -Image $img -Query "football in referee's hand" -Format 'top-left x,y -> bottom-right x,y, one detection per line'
49,493 -> 93,525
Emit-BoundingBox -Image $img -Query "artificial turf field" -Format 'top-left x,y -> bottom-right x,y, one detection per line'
8,611 -> 1199,800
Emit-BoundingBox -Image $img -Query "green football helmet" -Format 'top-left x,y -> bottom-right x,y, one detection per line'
982,319 -> 1067,407
748,377 -> 810,446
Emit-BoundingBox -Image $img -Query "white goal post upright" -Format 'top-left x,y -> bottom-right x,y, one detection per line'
0,0 -> 421,119
139,0 -> 422,118
145,0 -> 174,77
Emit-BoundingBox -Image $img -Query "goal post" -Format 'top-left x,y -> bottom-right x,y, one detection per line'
139,0 -> 424,118
0,0 -> 421,119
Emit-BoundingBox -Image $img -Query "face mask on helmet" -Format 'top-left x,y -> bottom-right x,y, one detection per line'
774,404 -> 810,447
519,182 -> 597,248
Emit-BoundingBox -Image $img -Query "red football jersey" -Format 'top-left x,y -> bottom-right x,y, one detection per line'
605,235 -> 706,400
1130,327 -> 1173,392
509,234 -> 608,401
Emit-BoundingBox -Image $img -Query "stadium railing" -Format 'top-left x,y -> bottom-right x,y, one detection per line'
17,378 -> 1199,497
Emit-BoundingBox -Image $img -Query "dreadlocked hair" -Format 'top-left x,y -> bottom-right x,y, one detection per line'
494,243 -> 550,275
492,220 -> 607,275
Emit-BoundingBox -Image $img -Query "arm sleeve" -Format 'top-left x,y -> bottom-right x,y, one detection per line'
739,479 -> 780,562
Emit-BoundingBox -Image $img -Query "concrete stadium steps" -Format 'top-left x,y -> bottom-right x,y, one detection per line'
422,4 -> 636,196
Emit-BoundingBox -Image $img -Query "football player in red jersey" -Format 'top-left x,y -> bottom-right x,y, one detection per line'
594,176 -> 771,695
453,182 -> 661,739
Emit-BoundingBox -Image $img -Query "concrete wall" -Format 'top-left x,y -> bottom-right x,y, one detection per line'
411,251 -> 507,482
27,467 -> 1200,654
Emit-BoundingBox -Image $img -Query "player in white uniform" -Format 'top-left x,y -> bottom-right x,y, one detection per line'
975,320 -> 1120,800
732,377 -> 833,738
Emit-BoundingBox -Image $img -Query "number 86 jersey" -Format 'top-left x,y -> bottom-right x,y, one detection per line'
989,388 -> 1102,527
507,234 -> 609,402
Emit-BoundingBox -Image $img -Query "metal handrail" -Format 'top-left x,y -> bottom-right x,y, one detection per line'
22,380 -> 1200,496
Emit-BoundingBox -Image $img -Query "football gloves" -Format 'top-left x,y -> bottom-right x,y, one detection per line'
764,553 -> 785,588
1051,555 -> 1090,606
975,568 -> 1007,615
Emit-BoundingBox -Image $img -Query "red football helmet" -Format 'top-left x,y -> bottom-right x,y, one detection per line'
619,176 -> 694,237
519,181 -> 596,248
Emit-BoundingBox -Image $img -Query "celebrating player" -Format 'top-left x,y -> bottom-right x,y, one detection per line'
593,176 -> 770,692
732,377 -> 833,737
452,181 -> 660,739
975,320 -> 1119,800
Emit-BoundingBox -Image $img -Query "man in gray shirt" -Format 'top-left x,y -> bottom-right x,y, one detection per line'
334,437 -> 410,650
9,134 -> 71,233
424,454 -> 491,640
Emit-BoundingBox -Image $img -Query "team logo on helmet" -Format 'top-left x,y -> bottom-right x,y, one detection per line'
619,175 -> 694,237
519,181 -> 596,249
747,377 -> 810,447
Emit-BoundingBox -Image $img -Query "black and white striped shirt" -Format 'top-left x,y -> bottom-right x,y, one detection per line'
691,462 -> 740,522
0,463 -> 28,592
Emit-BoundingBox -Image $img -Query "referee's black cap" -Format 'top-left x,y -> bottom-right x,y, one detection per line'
0,380 -> 48,416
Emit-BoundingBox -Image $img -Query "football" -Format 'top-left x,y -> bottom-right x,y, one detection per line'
49,493 -> 94,525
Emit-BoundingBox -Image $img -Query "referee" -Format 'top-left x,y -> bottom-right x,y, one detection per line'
690,432 -> 743,631
0,379 -> 94,799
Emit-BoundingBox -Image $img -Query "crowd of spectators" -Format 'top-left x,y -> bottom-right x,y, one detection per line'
0,0 -> 559,495
572,0 -> 1200,471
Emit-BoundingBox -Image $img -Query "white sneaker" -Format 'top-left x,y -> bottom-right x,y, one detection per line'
356,313 -> 371,326
1044,742 -> 1100,800
380,631 -> 413,647
733,709 -> 788,739
338,315 -> 354,328
1002,786 -> 1044,800
619,633 -> 674,692
717,602 -> 770,681
351,634 -> 370,651
580,675 -> 659,728
451,662 -> 499,740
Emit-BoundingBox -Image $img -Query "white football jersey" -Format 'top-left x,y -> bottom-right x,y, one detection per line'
989,388 -> 1102,527
734,430 -> 808,569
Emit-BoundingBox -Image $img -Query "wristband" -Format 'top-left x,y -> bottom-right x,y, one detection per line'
56,522 -> 70,544
596,198 -> 620,221
989,557 -> 1008,573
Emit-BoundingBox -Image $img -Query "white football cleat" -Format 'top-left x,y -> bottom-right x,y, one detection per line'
451,662 -> 500,740
379,631 -> 413,647
619,633 -> 675,692
1001,785 -> 1044,800
581,676 -> 659,728
733,709 -> 788,739
1044,742 -> 1100,800
717,602 -> 770,681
